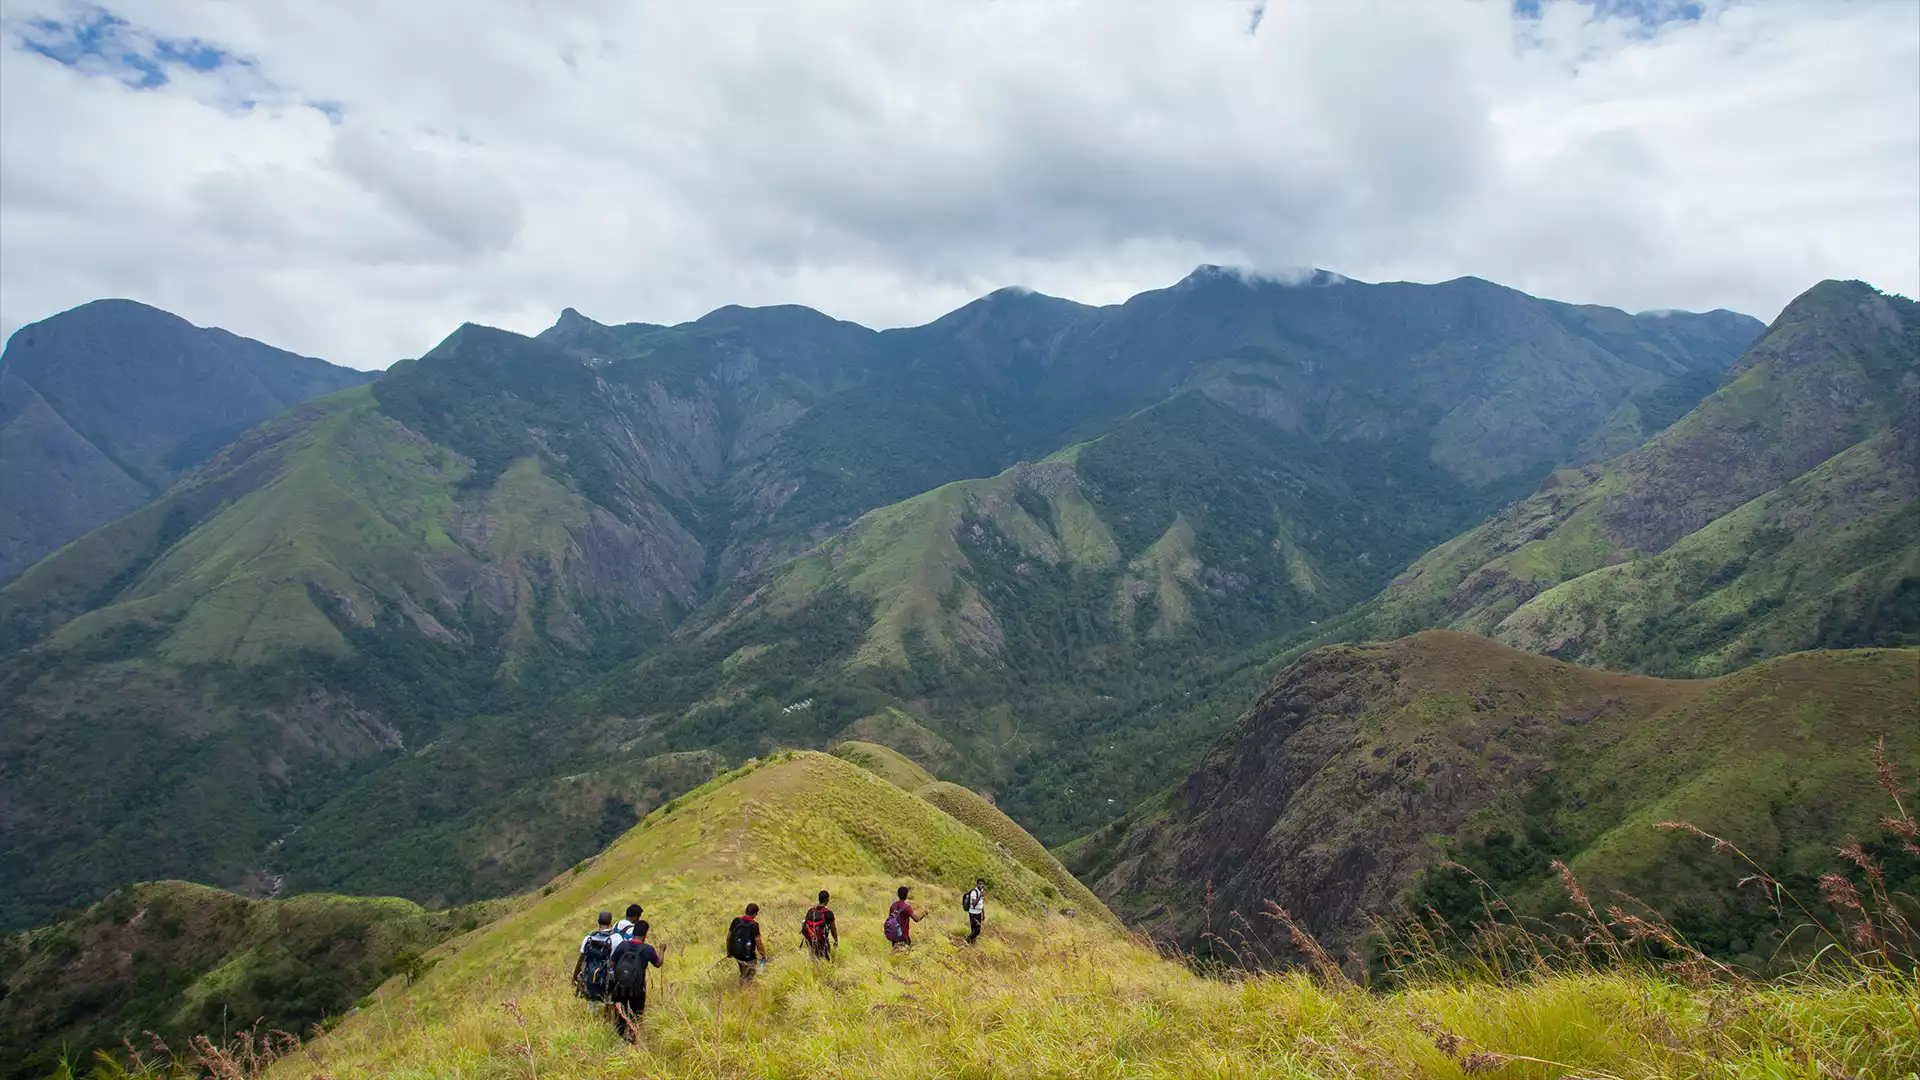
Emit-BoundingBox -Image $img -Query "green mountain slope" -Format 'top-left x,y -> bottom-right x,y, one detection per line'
0,271 -> 1759,927
0,377 -> 718,928
203,750 -> 1916,1079
1065,631 -> 1920,968
1357,281 -> 1918,674
0,880 -> 513,1080
0,300 -> 375,582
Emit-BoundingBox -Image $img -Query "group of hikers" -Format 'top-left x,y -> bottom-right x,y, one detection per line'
571,880 -> 991,1037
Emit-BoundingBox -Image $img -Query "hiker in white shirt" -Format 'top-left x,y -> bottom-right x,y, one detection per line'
964,878 -> 987,944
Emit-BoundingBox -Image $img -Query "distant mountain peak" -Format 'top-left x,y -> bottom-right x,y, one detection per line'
1176,264 -> 1348,290
551,306 -> 603,333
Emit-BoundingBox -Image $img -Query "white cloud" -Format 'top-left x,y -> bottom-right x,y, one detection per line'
1,0 -> 1914,368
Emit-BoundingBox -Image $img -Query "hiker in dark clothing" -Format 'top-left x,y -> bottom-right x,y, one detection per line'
726,903 -> 769,980
800,890 -> 838,960
884,885 -> 925,948
963,878 -> 988,944
572,910 -> 618,1001
608,919 -> 664,1041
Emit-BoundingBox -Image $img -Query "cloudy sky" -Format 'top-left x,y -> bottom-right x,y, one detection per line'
1,1 -> 1915,369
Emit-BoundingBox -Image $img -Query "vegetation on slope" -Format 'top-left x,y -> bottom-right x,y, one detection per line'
828,740 -> 936,790
1498,418 -> 1918,674
0,384 -> 704,928
1361,280 -> 1918,675
0,299 -> 373,582
0,881 -> 513,1080
1072,632 -> 1920,970
0,271 -> 1761,926
69,749 -> 1907,1079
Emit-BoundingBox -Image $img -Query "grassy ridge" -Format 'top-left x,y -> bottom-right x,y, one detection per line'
828,740 -> 936,790
253,750 -> 1911,1079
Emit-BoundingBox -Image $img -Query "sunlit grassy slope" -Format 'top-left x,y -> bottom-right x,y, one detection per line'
280,751 -> 1912,1079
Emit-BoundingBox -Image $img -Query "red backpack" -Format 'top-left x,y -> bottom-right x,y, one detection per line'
802,905 -> 829,943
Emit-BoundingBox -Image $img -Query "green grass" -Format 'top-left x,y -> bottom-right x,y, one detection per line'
830,709 -> 958,774
829,740 -> 937,790
1365,280 -> 1917,659
1113,513 -> 1200,636
165,750 -> 1913,1079
911,781 -> 1112,924
1498,430 -> 1919,675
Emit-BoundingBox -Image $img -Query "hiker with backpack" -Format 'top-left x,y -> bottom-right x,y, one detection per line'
726,903 -> 770,980
800,890 -> 838,960
573,910 -> 619,1001
883,885 -> 925,949
607,919 -> 665,1040
963,878 -> 988,944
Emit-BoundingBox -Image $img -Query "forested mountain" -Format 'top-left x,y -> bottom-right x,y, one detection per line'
1052,282 -> 1920,970
0,270 -> 1761,927
1356,280 -> 1918,674
0,300 -> 375,582
1063,631 -> 1919,967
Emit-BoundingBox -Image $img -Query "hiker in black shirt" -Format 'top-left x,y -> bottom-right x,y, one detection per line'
726,903 -> 769,980
800,889 -> 838,960
608,919 -> 664,1040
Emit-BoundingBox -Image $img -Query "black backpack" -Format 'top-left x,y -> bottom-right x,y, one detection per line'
578,929 -> 616,1000
727,917 -> 758,962
612,945 -> 647,995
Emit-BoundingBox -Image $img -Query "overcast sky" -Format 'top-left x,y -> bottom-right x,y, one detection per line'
1,1 -> 1915,369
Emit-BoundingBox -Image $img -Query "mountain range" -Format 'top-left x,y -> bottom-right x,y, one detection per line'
0,268 -> 1775,929
2,263 -> 1916,1073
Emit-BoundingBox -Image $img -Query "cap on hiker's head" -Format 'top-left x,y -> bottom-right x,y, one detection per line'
597,910 -> 613,926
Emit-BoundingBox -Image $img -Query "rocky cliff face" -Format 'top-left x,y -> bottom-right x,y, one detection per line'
1066,631 -> 1920,968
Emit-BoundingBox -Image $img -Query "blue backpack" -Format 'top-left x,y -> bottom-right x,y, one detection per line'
578,929 -> 616,1000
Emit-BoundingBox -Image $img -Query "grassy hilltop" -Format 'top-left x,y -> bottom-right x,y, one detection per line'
93,749 -> 1889,1080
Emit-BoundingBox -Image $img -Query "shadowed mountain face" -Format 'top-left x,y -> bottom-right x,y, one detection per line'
0,300 -> 375,582
0,271 -> 1760,928
1063,631 -> 1920,968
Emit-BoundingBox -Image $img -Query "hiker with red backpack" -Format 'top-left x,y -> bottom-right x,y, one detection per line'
800,890 -> 838,959
883,885 -> 925,948
726,903 -> 770,980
